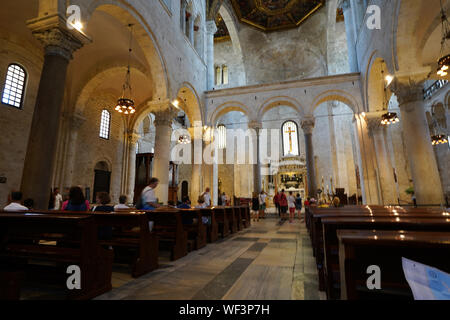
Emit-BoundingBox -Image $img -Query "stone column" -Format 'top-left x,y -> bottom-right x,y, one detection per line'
188,15 -> 195,44
205,21 -> 217,90
340,0 -> 359,72
212,137 -> 219,206
126,131 -> 140,202
189,125 -> 202,204
181,0 -> 187,34
153,104 -> 177,205
367,115 -> 398,205
391,78 -> 444,205
21,22 -> 88,209
301,118 -> 317,198
249,121 -> 262,194
62,113 -> 86,189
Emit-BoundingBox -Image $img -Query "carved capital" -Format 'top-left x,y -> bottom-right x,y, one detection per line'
390,77 -> 426,105
127,131 -> 140,145
248,120 -> 262,131
205,20 -> 218,35
153,104 -> 178,127
301,118 -> 315,134
27,14 -> 91,61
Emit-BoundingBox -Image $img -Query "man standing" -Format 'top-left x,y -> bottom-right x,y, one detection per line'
53,188 -> 63,210
202,187 -> 211,207
141,177 -> 161,210
273,192 -> 281,217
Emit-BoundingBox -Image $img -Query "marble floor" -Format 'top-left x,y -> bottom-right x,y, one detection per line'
96,212 -> 326,300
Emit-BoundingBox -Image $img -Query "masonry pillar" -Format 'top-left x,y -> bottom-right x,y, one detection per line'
153,104 -> 177,205
340,0 -> 359,72
367,115 -> 398,205
126,131 -> 140,202
301,118 -> 317,198
190,124 -> 202,204
205,21 -> 217,90
21,21 -> 88,209
62,113 -> 86,189
249,121 -> 262,194
391,78 -> 444,205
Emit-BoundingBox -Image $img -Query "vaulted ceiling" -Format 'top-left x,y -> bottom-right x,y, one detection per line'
230,0 -> 324,32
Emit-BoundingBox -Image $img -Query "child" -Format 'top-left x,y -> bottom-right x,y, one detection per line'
251,192 -> 259,222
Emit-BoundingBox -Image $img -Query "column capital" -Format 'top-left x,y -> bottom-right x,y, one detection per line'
153,103 -> 178,127
27,14 -> 91,61
127,130 -> 140,145
205,20 -> 218,35
390,77 -> 426,105
301,118 -> 315,134
248,120 -> 262,131
364,111 -> 385,132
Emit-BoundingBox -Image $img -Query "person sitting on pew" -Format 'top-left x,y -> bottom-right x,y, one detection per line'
92,192 -> 114,240
140,178 -> 161,210
62,186 -> 90,211
3,191 -> 28,211
114,195 -> 130,210
195,196 -> 207,209
177,196 -> 191,209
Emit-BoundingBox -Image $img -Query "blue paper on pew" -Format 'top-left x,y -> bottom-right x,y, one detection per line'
402,257 -> 450,300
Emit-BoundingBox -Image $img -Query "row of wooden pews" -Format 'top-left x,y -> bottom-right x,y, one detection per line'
305,205 -> 450,300
0,205 -> 251,300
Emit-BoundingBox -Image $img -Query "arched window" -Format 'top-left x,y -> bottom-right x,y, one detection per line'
99,109 -> 111,139
2,64 -> 26,108
217,124 -> 226,149
215,66 -> 222,85
282,121 -> 299,156
222,66 -> 229,85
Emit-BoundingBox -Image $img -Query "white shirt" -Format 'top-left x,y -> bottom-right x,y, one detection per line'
203,192 -> 211,206
259,193 -> 267,205
195,203 -> 207,209
114,204 -> 130,210
221,195 -> 228,204
287,195 -> 296,208
4,202 -> 29,211
54,194 -> 63,210
142,186 -> 157,204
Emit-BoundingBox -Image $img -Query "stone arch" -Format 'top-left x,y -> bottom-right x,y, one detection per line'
209,101 -> 251,125
364,52 -> 394,113
94,160 -> 111,172
312,90 -> 361,114
81,1 -> 169,100
175,82 -> 203,124
74,65 -> 151,114
257,96 -> 305,120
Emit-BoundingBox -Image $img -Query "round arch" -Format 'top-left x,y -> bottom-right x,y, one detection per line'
257,96 -> 305,120
311,90 -> 361,114
208,101 -> 251,125
82,1 -> 169,100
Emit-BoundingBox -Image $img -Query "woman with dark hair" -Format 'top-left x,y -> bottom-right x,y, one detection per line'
92,192 -> 114,240
62,186 -> 90,211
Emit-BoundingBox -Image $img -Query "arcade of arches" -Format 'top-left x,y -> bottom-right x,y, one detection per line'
0,0 -> 449,210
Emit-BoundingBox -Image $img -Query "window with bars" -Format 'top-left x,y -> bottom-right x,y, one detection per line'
99,109 -> 111,139
2,64 -> 26,108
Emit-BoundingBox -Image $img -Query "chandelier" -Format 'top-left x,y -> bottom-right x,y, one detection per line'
115,24 -> 136,115
431,134 -> 448,145
381,112 -> 400,125
380,67 -> 399,126
437,0 -> 450,77
178,134 -> 191,144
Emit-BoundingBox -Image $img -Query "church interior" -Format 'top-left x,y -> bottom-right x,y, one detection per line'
0,0 -> 449,301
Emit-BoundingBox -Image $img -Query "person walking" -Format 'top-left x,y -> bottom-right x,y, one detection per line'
259,191 -> 267,219
251,192 -> 260,222
273,192 -> 281,217
287,191 -> 296,223
295,193 -> 303,221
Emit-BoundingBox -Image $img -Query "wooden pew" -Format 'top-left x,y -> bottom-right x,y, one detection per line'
0,213 -> 113,300
145,209 -> 188,261
240,206 -> 251,228
213,207 -> 230,238
198,208 -> 219,242
233,206 -> 244,231
309,206 -> 449,291
178,208 -> 207,250
3,209 -> 159,278
338,230 -> 450,300
322,216 -> 450,299
223,206 -> 238,234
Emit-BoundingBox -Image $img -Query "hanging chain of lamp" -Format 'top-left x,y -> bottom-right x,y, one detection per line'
437,0 -> 450,77
115,24 -> 136,115
380,68 -> 399,125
